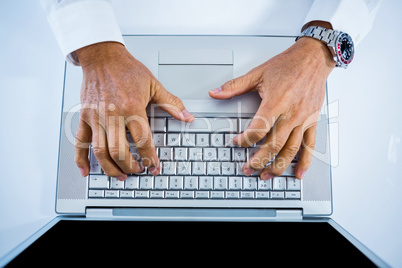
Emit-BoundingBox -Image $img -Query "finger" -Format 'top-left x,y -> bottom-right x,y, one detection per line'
91,123 -> 127,180
243,117 -> 293,175
105,114 -> 144,175
74,119 -> 92,177
151,83 -> 194,123
295,124 -> 317,180
126,111 -> 160,175
233,100 -> 277,147
260,126 -> 303,180
208,71 -> 260,100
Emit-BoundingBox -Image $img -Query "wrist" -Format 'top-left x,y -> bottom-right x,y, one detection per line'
294,37 -> 336,72
76,41 -> 126,68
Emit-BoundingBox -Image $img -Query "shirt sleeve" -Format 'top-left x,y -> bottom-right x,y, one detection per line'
40,0 -> 124,66
303,0 -> 382,45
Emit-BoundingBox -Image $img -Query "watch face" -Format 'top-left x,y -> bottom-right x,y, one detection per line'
336,33 -> 354,65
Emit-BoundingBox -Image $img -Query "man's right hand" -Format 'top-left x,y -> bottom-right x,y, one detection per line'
74,42 -> 194,181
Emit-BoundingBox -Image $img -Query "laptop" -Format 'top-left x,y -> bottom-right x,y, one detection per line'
0,35 -> 388,267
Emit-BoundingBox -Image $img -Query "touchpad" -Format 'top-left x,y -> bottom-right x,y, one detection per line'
158,48 -> 237,114
159,64 -> 233,101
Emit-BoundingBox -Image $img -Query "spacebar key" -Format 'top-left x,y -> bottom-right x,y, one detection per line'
167,117 -> 238,133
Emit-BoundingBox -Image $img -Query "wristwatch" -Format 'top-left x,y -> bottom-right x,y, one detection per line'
296,25 -> 355,69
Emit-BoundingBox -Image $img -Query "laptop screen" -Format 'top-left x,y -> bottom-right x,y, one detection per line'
7,220 -> 376,266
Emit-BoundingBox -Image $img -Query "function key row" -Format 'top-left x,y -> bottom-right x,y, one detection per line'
88,190 -> 301,199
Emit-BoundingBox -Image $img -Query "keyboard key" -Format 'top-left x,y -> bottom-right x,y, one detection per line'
256,191 -> 269,199
135,190 -> 149,198
170,176 -> 183,189
273,177 -> 286,190
241,191 -> 254,199
203,148 -> 217,161
214,176 -> 228,190
232,148 -> 246,161
226,191 -> 240,199
154,176 -> 168,189
110,177 -> 125,189
271,191 -> 285,199
167,133 -> 181,146
177,162 -> 191,175
285,191 -> 301,199
89,175 -> 109,189
218,148 -> 231,161
239,118 -> 252,132
120,190 -> 134,198
153,133 -> 166,147
182,133 -> 196,147
165,191 -> 179,198
211,191 -> 225,199
88,190 -> 104,198
258,179 -> 272,190
150,118 -> 166,132
162,161 -> 176,175
287,177 -> 301,190
283,163 -> 296,176
159,147 -> 173,161
243,177 -> 257,190
236,162 -> 246,175
229,176 -> 242,190
221,162 -> 235,175
89,149 -> 102,174
125,176 -> 139,189
184,176 -> 198,190
140,176 -> 154,189
192,162 -> 206,175
195,191 -> 209,198
207,162 -> 221,175
105,190 -> 119,198
211,133 -> 224,147
150,191 -> 164,198
196,134 -> 209,146
180,191 -> 195,198
174,147 -> 187,161
225,134 -> 237,147
199,176 -> 213,190
189,148 -> 203,161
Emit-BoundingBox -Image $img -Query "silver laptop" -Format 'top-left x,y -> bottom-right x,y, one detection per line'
0,35 -> 388,266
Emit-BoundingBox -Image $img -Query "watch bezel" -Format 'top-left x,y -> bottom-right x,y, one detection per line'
335,32 -> 354,68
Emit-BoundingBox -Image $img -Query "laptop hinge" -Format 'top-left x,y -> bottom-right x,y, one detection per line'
86,208 -> 303,221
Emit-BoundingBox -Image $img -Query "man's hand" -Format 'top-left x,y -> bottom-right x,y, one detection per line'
209,37 -> 335,180
74,42 -> 194,181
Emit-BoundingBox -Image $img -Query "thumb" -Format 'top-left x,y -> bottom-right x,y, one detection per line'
152,84 -> 195,122
209,72 -> 259,100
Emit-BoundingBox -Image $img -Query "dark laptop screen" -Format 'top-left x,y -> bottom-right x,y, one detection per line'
7,220 -> 376,267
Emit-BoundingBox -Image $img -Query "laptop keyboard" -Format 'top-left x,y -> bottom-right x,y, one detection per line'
88,117 -> 301,200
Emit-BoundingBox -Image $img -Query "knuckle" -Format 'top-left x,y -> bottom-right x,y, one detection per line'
108,147 -> 124,161
92,146 -> 107,160
283,145 -> 300,158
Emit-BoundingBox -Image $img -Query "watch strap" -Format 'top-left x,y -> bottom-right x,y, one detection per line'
296,26 -> 340,47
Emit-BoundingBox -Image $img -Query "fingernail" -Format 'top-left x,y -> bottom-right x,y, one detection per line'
262,173 -> 274,181
209,87 -> 222,94
244,168 -> 255,176
298,170 -> 306,180
79,168 -> 87,177
116,175 -> 126,181
232,136 -> 238,145
149,166 -> 159,175
181,109 -> 194,119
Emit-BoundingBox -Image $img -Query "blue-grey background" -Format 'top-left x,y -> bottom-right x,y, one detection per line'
0,1 -> 401,266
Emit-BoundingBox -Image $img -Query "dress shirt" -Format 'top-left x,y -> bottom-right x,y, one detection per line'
40,0 -> 382,66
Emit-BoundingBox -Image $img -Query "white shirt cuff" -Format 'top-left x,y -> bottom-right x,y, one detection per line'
303,0 -> 381,45
46,0 -> 124,65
